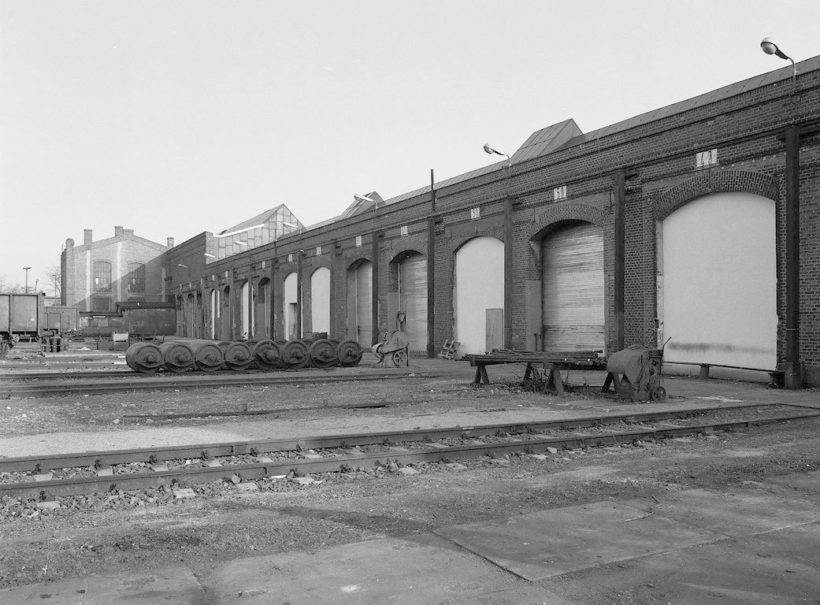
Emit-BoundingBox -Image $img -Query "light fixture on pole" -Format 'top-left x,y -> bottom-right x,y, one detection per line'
483,143 -> 510,163
761,37 -> 796,82
23,266 -> 31,294
354,193 -> 374,203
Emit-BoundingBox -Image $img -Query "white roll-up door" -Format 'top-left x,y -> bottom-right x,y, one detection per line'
455,237 -> 505,355
659,192 -> 776,369
255,279 -> 270,339
398,253 -> 427,354
348,261 -> 372,347
220,286 -> 231,340
311,267 -> 330,335
541,222 -> 605,351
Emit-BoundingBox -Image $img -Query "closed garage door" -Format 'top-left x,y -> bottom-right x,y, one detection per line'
541,222 -> 605,351
398,253 -> 427,354
347,261 -> 372,347
659,192 -> 776,369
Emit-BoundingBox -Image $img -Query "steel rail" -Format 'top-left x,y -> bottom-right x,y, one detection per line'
0,368 -> 431,396
0,403 -> 761,472
0,370 -> 145,380
2,407 -> 817,499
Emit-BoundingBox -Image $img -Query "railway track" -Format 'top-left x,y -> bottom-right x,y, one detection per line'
0,366 -> 430,396
2,404 -> 817,500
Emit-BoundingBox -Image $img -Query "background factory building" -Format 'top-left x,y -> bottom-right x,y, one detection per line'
71,56 -> 820,388
61,227 -> 173,312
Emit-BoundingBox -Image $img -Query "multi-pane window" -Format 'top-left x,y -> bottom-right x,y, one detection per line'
91,296 -> 110,312
93,260 -> 112,292
127,262 -> 145,295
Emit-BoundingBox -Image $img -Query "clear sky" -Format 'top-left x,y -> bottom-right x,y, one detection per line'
0,0 -> 816,294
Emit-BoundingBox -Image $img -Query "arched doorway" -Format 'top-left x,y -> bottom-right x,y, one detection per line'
346,260 -> 372,347
395,251 -> 427,354
311,267 -> 331,336
220,285 -> 231,341
185,293 -> 195,337
208,289 -> 217,340
454,237 -> 504,356
283,272 -> 298,340
239,281 -> 251,340
541,222 -> 605,352
256,278 -> 270,339
658,192 -> 776,369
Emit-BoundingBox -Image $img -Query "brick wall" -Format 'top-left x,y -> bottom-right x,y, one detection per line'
166,60 -> 820,385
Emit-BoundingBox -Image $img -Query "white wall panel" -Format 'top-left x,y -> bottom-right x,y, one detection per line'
310,267 -> 331,335
240,281 -> 250,339
659,192 -> 776,369
283,272 -> 298,340
455,237 -> 505,356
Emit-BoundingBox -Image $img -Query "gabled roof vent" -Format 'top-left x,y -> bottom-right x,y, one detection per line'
510,119 -> 583,164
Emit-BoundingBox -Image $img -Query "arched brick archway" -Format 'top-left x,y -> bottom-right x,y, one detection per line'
655,178 -> 778,370
521,204 -> 610,353
528,203 -> 608,242
654,169 -> 778,220
388,249 -> 427,353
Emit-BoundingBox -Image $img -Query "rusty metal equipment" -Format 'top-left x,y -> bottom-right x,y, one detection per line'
372,330 -> 410,367
605,346 -> 666,402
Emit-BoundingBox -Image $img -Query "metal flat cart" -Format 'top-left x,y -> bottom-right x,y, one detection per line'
464,350 -> 606,395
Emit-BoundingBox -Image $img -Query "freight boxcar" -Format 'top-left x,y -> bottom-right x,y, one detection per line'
0,292 -> 46,355
44,305 -> 79,334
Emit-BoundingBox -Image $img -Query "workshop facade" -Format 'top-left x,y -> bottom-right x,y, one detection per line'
164,56 -> 820,388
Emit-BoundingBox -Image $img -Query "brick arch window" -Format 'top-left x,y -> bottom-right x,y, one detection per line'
93,260 -> 112,293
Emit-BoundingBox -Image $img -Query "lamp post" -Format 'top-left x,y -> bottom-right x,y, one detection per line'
483,144 -> 514,350
23,266 -> 31,294
762,37 -> 801,388
483,143 -> 510,166
761,37 -> 796,83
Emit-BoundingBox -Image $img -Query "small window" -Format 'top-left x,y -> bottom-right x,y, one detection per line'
553,185 -> 567,201
400,226 -> 409,236
355,235 -> 363,248
696,149 -> 718,168
470,207 -> 480,220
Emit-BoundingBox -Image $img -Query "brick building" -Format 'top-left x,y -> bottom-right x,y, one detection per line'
61,227 -> 172,312
165,56 -> 820,387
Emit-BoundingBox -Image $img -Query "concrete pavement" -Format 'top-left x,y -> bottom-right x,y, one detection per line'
1,359 -> 818,603
1,472 -> 817,604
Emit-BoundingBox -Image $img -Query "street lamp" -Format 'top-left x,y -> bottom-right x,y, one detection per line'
483,143 -> 510,164
23,266 -> 31,293
761,37 -> 796,82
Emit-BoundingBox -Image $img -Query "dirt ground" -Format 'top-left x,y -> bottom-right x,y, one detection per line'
1,368 -> 819,601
